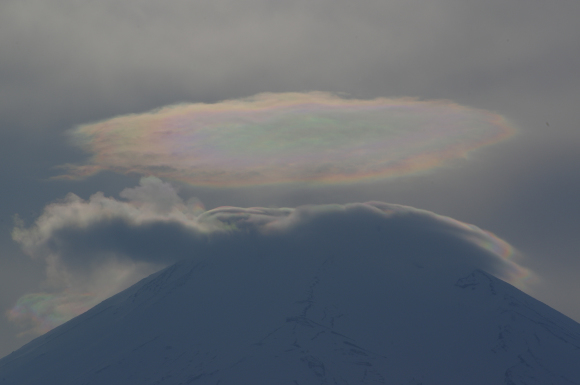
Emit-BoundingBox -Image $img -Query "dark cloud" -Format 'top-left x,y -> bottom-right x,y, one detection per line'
9,178 -> 530,336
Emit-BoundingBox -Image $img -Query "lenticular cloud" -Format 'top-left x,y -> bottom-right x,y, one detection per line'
60,92 -> 515,186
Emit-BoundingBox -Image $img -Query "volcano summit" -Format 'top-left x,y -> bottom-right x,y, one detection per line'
2,202 -> 579,384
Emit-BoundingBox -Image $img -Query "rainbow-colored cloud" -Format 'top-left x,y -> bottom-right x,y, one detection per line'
7,291 -> 99,335
61,92 -> 515,186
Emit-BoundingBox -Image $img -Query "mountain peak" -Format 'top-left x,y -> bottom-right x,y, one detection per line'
2,203 -> 579,384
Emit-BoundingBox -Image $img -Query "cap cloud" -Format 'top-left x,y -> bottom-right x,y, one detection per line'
10,177 -> 531,336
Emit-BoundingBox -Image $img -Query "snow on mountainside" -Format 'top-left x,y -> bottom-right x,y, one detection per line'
2,202 -> 580,384
1,257 -> 580,384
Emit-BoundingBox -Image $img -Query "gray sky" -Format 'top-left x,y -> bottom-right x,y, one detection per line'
1,0 -> 579,357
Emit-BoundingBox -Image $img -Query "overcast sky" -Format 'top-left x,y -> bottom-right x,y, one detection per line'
1,0 -> 579,358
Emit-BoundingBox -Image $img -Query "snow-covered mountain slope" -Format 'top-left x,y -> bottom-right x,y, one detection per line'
1,250 -> 579,385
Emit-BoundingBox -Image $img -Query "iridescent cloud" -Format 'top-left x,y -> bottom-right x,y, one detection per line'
7,291 -> 99,335
60,92 -> 515,186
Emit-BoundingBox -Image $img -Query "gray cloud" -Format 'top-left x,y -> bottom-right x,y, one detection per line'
1,0 -> 578,130
10,177 -> 530,336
